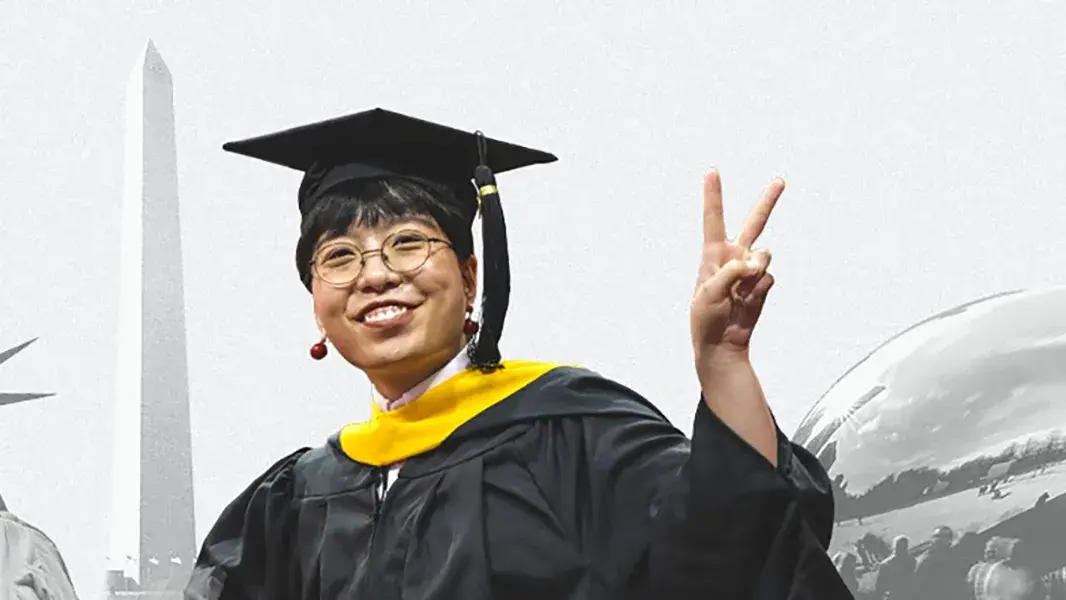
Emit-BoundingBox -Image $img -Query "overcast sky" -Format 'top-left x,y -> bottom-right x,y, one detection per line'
2,2 -> 1065,597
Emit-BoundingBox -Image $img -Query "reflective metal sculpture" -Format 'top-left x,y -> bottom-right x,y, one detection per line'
793,287 -> 1066,599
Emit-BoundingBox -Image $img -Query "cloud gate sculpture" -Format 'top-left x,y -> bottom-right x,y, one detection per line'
793,287 -> 1066,599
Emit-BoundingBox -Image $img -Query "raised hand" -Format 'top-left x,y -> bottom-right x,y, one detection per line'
690,169 -> 785,365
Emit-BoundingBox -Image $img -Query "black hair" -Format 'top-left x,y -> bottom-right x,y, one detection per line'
295,177 -> 475,289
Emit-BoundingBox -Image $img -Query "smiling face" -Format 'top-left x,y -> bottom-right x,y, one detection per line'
311,216 -> 478,396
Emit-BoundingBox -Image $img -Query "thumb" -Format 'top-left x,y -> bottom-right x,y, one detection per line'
698,257 -> 762,301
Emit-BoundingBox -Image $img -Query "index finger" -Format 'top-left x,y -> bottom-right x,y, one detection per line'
735,178 -> 785,249
702,169 -> 726,244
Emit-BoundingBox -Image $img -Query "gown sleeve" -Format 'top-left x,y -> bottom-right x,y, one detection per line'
183,449 -> 308,600
576,397 -> 850,599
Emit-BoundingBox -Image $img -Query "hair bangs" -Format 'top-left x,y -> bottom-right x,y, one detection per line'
295,178 -> 475,289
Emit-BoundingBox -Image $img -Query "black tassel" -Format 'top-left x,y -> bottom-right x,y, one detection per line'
469,132 -> 509,371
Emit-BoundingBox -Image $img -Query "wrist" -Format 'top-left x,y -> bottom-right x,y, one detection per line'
695,346 -> 752,376
696,351 -> 759,403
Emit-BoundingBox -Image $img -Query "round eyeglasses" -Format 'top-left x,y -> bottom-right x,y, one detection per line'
311,229 -> 454,287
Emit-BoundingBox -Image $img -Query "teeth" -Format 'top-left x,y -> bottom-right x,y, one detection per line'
364,305 -> 408,323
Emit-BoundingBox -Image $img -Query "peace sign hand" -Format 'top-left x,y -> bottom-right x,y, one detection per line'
690,169 -> 785,366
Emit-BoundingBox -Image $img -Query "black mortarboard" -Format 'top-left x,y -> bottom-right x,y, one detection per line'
222,108 -> 557,369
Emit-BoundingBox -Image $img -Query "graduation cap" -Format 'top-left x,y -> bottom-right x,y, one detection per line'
222,108 -> 557,368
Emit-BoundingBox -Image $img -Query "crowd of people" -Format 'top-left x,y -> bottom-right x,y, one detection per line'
836,524 -> 1065,600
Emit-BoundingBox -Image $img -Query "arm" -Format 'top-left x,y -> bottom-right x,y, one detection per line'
684,357 -> 848,597
559,380 -> 846,599
639,399 -> 847,599
184,449 -> 307,600
651,154 -> 840,597
697,355 -> 777,466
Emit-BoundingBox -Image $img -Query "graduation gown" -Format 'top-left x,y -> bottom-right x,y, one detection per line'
184,362 -> 851,599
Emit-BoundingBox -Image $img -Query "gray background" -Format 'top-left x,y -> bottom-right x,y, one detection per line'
1,2 -> 1064,597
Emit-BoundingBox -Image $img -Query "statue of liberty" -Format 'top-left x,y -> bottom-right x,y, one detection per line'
0,338 -> 79,600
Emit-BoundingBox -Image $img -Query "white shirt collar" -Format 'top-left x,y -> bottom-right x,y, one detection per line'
374,348 -> 472,412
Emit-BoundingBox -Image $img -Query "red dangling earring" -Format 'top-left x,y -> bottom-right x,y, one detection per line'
463,309 -> 479,336
310,336 -> 328,360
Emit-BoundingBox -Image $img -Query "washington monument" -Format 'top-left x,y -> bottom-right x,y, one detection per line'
105,39 -> 196,599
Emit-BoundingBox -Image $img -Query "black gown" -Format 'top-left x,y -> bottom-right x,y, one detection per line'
184,363 -> 851,599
